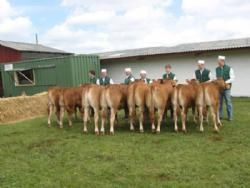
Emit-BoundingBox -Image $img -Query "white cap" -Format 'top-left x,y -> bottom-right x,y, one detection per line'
140,70 -> 147,74
101,69 -> 107,73
198,60 -> 205,65
218,55 -> 226,60
125,68 -> 131,72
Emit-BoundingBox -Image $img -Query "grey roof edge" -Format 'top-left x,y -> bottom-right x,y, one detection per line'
0,40 -> 72,54
93,37 -> 250,60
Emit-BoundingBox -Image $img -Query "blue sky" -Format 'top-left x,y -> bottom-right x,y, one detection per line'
1,0 -> 250,53
10,0 -> 68,32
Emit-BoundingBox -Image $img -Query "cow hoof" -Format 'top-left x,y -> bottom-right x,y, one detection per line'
48,124 -> 51,128
213,129 -> 219,133
82,130 -> 88,134
95,131 -> 99,135
110,132 -> 114,136
139,130 -> 144,133
182,129 -> 187,133
100,131 -> 105,135
69,125 -> 73,128
156,130 -> 160,134
59,126 -> 63,129
199,129 -> 204,133
151,129 -> 156,133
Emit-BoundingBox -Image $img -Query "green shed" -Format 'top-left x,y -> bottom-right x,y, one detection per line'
0,55 -> 100,97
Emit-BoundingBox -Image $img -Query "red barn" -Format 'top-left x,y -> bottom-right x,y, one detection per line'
0,40 -> 72,63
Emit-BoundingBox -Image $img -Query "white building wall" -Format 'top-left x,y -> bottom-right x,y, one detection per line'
101,48 -> 250,96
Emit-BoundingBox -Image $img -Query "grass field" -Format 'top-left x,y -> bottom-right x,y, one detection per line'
0,98 -> 250,187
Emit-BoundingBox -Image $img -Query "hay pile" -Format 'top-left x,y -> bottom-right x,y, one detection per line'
0,92 -> 48,124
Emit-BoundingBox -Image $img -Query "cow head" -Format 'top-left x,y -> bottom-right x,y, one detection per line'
161,79 -> 178,87
212,78 -> 229,90
186,79 -> 199,85
153,79 -> 164,84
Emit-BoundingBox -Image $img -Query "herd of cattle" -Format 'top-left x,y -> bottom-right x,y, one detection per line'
47,78 -> 230,135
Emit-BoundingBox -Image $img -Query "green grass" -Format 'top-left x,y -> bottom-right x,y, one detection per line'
0,98 -> 250,188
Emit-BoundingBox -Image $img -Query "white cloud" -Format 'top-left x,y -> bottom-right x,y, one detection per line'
61,0 -> 172,11
43,0 -> 174,53
0,0 -> 35,42
42,0 -> 250,53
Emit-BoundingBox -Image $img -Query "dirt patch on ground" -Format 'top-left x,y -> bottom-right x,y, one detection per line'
209,135 -> 224,142
27,138 -> 59,150
0,92 -> 48,124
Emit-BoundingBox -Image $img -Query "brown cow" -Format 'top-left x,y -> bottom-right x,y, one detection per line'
47,87 -> 65,128
100,84 -> 128,135
82,84 -> 103,134
151,79 -> 176,133
58,86 -> 87,128
127,82 -> 155,132
172,79 -> 203,132
199,79 -> 228,132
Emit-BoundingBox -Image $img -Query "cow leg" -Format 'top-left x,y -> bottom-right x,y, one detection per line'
67,110 -> 73,127
203,106 -> 209,124
156,108 -> 164,133
129,106 -> 135,131
55,107 -> 60,125
110,108 -> 117,135
79,108 -> 84,122
59,106 -> 65,129
150,109 -> 155,133
47,104 -> 53,127
139,106 -> 144,133
74,107 -> 78,120
216,104 -> 222,127
210,105 -> 219,133
173,106 -> 178,132
101,107 -> 108,135
94,107 -> 99,135
192,106 -> 197,123
181,108 -> 187,133
198,105 -> 204,132
83,107 -> 89,133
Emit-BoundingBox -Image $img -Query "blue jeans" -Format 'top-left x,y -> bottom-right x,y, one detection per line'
219,89 -> 233,120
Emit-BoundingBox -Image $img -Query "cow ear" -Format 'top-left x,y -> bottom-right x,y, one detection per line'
172,80 -> 177,87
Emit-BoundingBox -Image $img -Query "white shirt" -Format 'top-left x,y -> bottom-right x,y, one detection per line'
225,68 -> 235,84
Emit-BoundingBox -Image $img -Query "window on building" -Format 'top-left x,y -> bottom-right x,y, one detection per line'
15,69 -> 35,86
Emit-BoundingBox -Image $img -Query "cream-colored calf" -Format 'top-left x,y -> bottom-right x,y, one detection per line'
127,82 -> 155,133
100,84 -> 128,135
82,85 -> 103,134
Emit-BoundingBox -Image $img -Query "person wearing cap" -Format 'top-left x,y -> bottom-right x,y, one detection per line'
124,68 -> 135,84
88,70 -> 97,84
162,64 -> 177,80
216,55 -> 235,121
96,69 -> 114,85
194,60 -> 212,83
140,70 -> 152,84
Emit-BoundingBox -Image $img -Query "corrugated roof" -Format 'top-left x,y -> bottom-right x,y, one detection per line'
0,40 -> 71,54
96,37 -> 250,60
